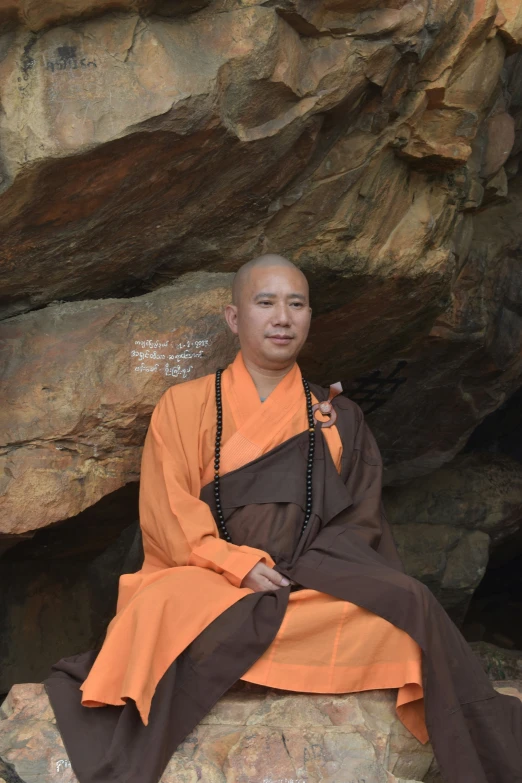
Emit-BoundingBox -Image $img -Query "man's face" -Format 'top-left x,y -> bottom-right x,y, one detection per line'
225,265 -> 312,369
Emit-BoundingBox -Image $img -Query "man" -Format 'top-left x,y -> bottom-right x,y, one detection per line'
46,255 -> 522,783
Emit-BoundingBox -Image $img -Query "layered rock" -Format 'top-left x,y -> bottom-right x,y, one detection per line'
1,0 -> 522,742
0,0 -> 520,488
364,171 -> 522,482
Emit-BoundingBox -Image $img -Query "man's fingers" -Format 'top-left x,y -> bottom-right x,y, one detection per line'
257,563 -> 290,587
245,562 -> 291,592
260,576 -> 280,591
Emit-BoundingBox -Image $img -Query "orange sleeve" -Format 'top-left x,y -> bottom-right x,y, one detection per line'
138,386 -> 274,588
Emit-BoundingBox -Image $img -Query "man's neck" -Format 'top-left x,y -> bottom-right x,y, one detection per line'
242,355 -> 295,400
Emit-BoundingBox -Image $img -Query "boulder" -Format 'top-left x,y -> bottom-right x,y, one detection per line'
391,524 -> 490,626
383,451 -> 522,623
0,681 -> 437,783
385,452 -> 522,546
1,680 -> 520,782
0,271 -> 237,536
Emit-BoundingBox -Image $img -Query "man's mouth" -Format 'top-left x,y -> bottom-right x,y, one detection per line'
267,334 -> 293,344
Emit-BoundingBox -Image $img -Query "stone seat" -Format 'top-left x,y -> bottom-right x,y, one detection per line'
1,680 -> 520,783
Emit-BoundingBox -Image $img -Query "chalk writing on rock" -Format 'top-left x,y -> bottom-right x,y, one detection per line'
131,350 -> 167,361
134,362 -> 160,373
56,759 -> 71,772
130,335 -> 212,379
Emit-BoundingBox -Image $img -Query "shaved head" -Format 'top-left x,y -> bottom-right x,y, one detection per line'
232,254 -> 308,305
224,253 -> 312,372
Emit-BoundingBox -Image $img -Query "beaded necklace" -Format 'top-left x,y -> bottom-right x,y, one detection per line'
213,368 -> 316,544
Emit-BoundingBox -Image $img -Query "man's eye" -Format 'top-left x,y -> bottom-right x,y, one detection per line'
291,302 -> 304,308
259,301 -> 272,306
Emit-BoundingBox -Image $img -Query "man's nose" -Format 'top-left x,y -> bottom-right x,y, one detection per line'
272,303 -> 292,325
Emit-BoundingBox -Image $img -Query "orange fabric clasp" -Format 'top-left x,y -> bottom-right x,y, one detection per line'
312,382 -> 343,428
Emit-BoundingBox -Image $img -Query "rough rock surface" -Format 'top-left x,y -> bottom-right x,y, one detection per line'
385,452 -> 522,547
0,2 -> 213,34
0,681 -> 433,783
0,272 -> 237,535
1,0 -> 522,748
469,641 -> 522,680
383,451 -> 522,622
1,680 -> 521,783
0,0 -> 520,506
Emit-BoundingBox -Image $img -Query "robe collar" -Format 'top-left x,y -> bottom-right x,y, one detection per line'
223,350 -> 303,433
199,351 -> 306,483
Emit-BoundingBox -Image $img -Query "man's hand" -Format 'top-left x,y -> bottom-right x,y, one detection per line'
241,561 -> 293,592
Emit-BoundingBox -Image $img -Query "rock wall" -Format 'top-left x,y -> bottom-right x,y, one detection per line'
1,0 -> 522,699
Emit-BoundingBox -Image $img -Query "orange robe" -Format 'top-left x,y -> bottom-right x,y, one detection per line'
80,351 -> 428,744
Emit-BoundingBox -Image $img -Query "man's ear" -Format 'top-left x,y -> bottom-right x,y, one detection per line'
224,303 -> 239,334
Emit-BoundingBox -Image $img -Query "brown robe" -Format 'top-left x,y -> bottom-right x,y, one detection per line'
45,383 -> 522,783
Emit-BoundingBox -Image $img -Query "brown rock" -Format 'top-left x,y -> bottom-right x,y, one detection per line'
481,112 -> 516,178
0,272 -> 237,535
496,0 -> 522,52
0,4 -> 519,498
484,166 -> 509,201
0,682 -> 435,783
362,171 -> 522,483
0,1 -> 212,33
0,4 -> 519,511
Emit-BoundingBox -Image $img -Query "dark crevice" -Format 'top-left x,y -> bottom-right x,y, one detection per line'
0,484 -> 142,693
462,384 -> 522,463
463,550 -> 522,651
0,758 -> 26,783
461,385 -> 522,651
3,482 -> 140,563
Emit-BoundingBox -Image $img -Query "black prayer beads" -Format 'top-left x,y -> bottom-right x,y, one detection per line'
213,369 -> 230,542
213,369 -> 316,544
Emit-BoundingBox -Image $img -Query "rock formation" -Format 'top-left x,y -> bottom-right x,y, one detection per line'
1,679 -> 521,782
1,0 -> 522,773
384,451 -> 522,622
1,272 -> 237,535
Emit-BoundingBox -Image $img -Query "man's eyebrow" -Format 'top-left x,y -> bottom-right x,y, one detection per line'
253,292 -> 307,301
